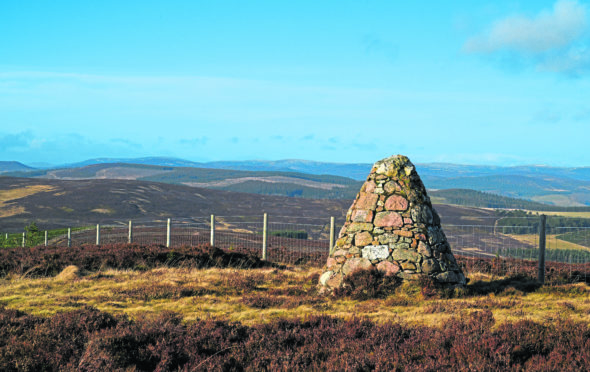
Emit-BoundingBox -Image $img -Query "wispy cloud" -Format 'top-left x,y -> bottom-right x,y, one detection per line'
0,131 -> 33,150
362,34 -> 399,62
0,132 -> 150,164
464,0 -> 590,75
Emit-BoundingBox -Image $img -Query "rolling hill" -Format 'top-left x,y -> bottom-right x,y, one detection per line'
0,161 -> 34,174
43,157 -> 590,182
429,189 -> 590,211
0,176 -> 353,231
0,176 -> 504,233
4,157 -> 590,207
5,163 -> 363,200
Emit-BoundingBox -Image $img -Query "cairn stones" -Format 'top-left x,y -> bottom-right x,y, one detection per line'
319,155 -> 466,293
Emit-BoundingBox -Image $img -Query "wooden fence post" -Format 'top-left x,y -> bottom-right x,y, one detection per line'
96,224 -> 101,245
210,214 -> 215,246
67,228 -> 71,248
537,214 -> 547,284
166,218 -> 171,248
262,213 -> 268,260
44,231 -> 48,246
128,220 -> 133,244
329,216 -> 335,255
22,232 -> 25,248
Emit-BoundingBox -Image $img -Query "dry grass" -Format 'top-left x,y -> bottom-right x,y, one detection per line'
0,185 -> 57,217
54,265 -> 81,281
530,211 -> 590,218
505,233 -> 590,252
530,195 -> 581,207
0,185 -> 57,203
90,208 -> 114,214
1,266 -> 589,327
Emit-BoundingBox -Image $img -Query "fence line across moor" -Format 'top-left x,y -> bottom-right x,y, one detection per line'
2,214 -> 590,284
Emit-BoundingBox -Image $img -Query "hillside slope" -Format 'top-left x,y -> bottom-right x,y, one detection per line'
0,177 -> 352,231
5,158 -> 590,207
0,161 -> 34,173
6,163 -> 363,200
0,176 -> 506,234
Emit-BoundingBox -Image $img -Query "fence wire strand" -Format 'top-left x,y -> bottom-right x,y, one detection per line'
2,215 -> 589,285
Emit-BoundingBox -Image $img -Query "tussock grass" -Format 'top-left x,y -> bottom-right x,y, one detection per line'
1,266 -> 588,327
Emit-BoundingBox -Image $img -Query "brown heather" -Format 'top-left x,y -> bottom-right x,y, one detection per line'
0,242 -> 589,370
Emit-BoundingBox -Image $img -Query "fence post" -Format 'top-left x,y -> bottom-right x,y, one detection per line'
210,214 -> 215,246
96,224 -> 101,245
22,232 -> 25,248
166,218 -> 171,248
329,216 -> 335,255
537,214 -> 547,284
128,220 -> 133,244
67,228 -> 71,248
44,231 -> 48,246
262,213 -> 268,260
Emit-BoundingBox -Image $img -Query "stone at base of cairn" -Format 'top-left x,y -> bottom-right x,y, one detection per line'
319,155 -> 466,294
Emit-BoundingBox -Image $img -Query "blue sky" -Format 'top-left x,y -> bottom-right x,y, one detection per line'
1,0 -> 589,167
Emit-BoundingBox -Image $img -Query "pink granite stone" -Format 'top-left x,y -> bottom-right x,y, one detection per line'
352,209 -> 374,223
354,231 -> 373,246
384,195 -> 409,211
374,211 -> 403,228
364,180 -> 377,193
376,261 -> 400,276
355,193 -> 379,210
342,257 -> 372,275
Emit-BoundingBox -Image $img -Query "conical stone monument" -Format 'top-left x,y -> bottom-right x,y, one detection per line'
319,155 -> 466,292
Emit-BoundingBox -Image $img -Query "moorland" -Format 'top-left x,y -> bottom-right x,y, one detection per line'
0,243 -> 589,370
1,159 -> 590,370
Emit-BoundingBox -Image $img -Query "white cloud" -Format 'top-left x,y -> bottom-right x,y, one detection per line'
539,44 -> 590,74
464,0 -> 590,75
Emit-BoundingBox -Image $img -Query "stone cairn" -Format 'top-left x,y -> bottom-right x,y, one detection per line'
319,155 -> 466,292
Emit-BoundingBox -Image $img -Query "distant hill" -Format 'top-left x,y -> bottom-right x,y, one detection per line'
0,177 -> 501,234
4,156 -> 590,207
49,157 -> 372,179
430,189 -> 590,212
61,157 -> 203,169
0,176 -> 353,232
196,159 -> 373,180
34,156 -> 590,182
417,163 -> 590,182
4,163 -> 363,200
0,161 -> 34,173
423,175 -> 590,207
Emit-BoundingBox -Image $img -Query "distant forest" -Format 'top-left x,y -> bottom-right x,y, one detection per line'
212,181 -> 361,199
496,210 -> 590,237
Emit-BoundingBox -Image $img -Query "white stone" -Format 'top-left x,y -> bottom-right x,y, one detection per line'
376,163 -> 387,174
362,245 -> 390,261
319,271 -> 333,286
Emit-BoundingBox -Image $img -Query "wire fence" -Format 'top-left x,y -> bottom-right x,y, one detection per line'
2,214 -> 590,283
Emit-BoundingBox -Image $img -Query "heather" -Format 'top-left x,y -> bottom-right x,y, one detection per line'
0,243 -> 588,286
0,243 -> 267,279
1,307 -> 589,371
1,243 -> 589,370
